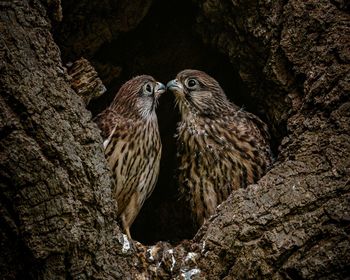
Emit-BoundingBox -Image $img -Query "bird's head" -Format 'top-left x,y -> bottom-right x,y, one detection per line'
167,69 -> 231,119
112,75 -> 165,119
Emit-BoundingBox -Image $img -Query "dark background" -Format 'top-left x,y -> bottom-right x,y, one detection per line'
56,0 -> 270,244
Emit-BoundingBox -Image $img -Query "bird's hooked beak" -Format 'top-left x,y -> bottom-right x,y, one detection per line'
167,79 -> 184,95
154,82 -> 166,99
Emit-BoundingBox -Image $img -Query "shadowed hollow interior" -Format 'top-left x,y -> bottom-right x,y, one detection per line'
57,0 -> 273,245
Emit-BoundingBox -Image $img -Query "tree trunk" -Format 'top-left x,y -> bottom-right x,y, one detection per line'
0,0 -> 349,279
0,1 -> 138,278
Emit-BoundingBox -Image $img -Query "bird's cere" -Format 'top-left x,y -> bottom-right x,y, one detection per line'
155,82 -> 166,93
167,79 -> 184,92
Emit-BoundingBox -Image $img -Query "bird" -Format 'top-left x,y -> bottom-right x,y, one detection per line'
95,75 -> 165,239
167,69 -> 272,228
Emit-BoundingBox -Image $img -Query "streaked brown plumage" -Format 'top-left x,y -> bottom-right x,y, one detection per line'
95,75 -> 165,239
167,69 -> 272,227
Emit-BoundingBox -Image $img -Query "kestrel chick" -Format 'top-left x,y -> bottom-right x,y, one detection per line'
167,69 -> 272,227
95,75 -> 165,239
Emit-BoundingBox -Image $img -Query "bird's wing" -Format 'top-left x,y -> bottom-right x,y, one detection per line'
95,109 -> 135,213
94,108 -> 126,140
241,111 -> 271,143
232,109 -> 273,166
221,108 -> 272,156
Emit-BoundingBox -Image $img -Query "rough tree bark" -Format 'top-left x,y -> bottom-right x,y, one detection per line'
0,0 -> 349,279
0,1 -> 140,278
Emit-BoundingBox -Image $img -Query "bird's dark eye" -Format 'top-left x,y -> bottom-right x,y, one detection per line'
144,83 -> 153,94
186,78 -> 198,89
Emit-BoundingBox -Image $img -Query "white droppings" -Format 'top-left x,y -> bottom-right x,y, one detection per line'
147,249 -> 154,261
170,252 -> 176,272
167,249 -> 176,272
147,246 -> 158,261
185,252 -> 198,263
121,234 -> 130,253
201,241 -> 206,253
181,268 -> 201,280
